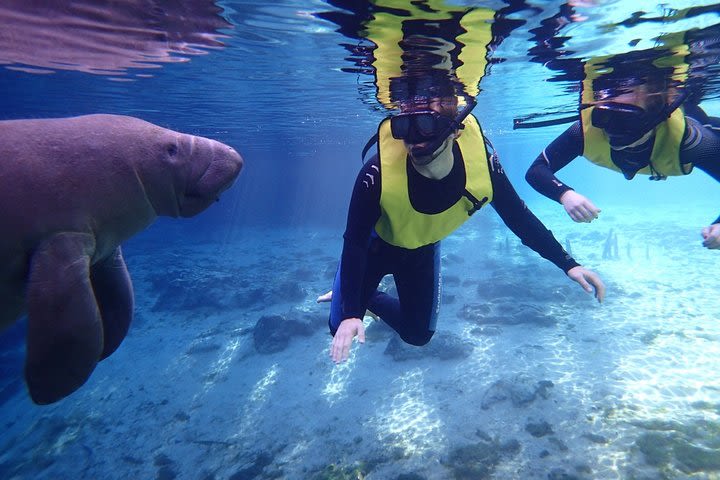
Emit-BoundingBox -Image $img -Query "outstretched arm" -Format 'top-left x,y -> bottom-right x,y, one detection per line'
319,156 -> 382,362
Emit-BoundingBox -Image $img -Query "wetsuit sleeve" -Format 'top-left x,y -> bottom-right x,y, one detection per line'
680,115 -> 720,224
525,121 -> 584,202
489,152 -> 580,272
339,156 -> 382,320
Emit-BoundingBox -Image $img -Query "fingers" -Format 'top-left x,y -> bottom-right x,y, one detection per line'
586,272 -> 606,303
579,271 -> 605,303
568,209 -> 585,223
567,267 -> 605,303
703,236 -> 720,249
701,225 -> 720,249
568,204 -> 600,223
330,334 -> 351,363
570,210 -> 590,223
330,319 -> 364,363
576,275 -> 592,293
562,192 -> 600,223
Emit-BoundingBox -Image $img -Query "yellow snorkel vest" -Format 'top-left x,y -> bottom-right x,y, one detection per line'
580,107 -> 691,177
374,114 -> 493,249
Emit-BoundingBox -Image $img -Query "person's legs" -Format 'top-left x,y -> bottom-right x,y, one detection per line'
368,241 -> 441,346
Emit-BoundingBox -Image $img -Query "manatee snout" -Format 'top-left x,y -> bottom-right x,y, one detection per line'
181,139 -> 243,217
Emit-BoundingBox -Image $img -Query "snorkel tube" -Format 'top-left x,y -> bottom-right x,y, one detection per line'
513,112 -> 579,130
409,96 -> 478,158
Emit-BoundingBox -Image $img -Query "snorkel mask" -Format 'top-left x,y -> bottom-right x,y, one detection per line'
591,102 -> 654,146
390,97 -> 478,158
590,89 -> 688,147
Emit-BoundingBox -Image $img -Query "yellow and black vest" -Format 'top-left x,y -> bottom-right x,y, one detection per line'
580,107 -> 692,177
374,114 -> 493,249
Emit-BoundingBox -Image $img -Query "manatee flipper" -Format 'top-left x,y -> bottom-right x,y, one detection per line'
91,246 -> 134,360
25,232 -> 102,405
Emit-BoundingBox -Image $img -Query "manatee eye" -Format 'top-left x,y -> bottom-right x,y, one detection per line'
167,144 -> 178,156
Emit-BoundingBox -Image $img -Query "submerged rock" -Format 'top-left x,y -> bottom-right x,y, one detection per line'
272,280 -> 307,302
481,375 -> 554,409
525,420 -> 553,437
253,315 -> 314,354
383,333 -> 473,361
443,437 -> 520,479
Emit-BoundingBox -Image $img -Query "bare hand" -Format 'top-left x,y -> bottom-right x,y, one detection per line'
330,318 -> 364,363
702,224 -> 720,249
560,191 -> 601,223
566,266 -> 605,303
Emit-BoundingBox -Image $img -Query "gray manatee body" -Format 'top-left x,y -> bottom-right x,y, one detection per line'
0,114 -> 243,404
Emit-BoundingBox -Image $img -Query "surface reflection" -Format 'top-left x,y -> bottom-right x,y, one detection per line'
0,0 -> 232,77
316,0 -> 529,110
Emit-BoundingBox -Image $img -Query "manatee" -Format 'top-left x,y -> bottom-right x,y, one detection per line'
0,114 -> 243,404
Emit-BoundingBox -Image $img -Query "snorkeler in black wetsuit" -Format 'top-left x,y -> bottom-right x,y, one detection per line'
525,90 -> 720,250
319,92 -> 605,364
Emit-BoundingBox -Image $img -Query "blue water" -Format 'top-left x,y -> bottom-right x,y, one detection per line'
1,1 -> 720,479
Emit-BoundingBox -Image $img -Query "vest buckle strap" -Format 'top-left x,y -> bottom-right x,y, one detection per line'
464,189 -> 488,216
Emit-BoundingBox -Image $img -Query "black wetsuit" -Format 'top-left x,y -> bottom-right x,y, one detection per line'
525,112 -> 720,224
329,142 -> 578,345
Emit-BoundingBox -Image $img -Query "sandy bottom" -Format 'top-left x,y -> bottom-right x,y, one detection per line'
0,202 -> 719,480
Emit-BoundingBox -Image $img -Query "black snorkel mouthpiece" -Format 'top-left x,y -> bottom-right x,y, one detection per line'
408,97 -> 478,158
